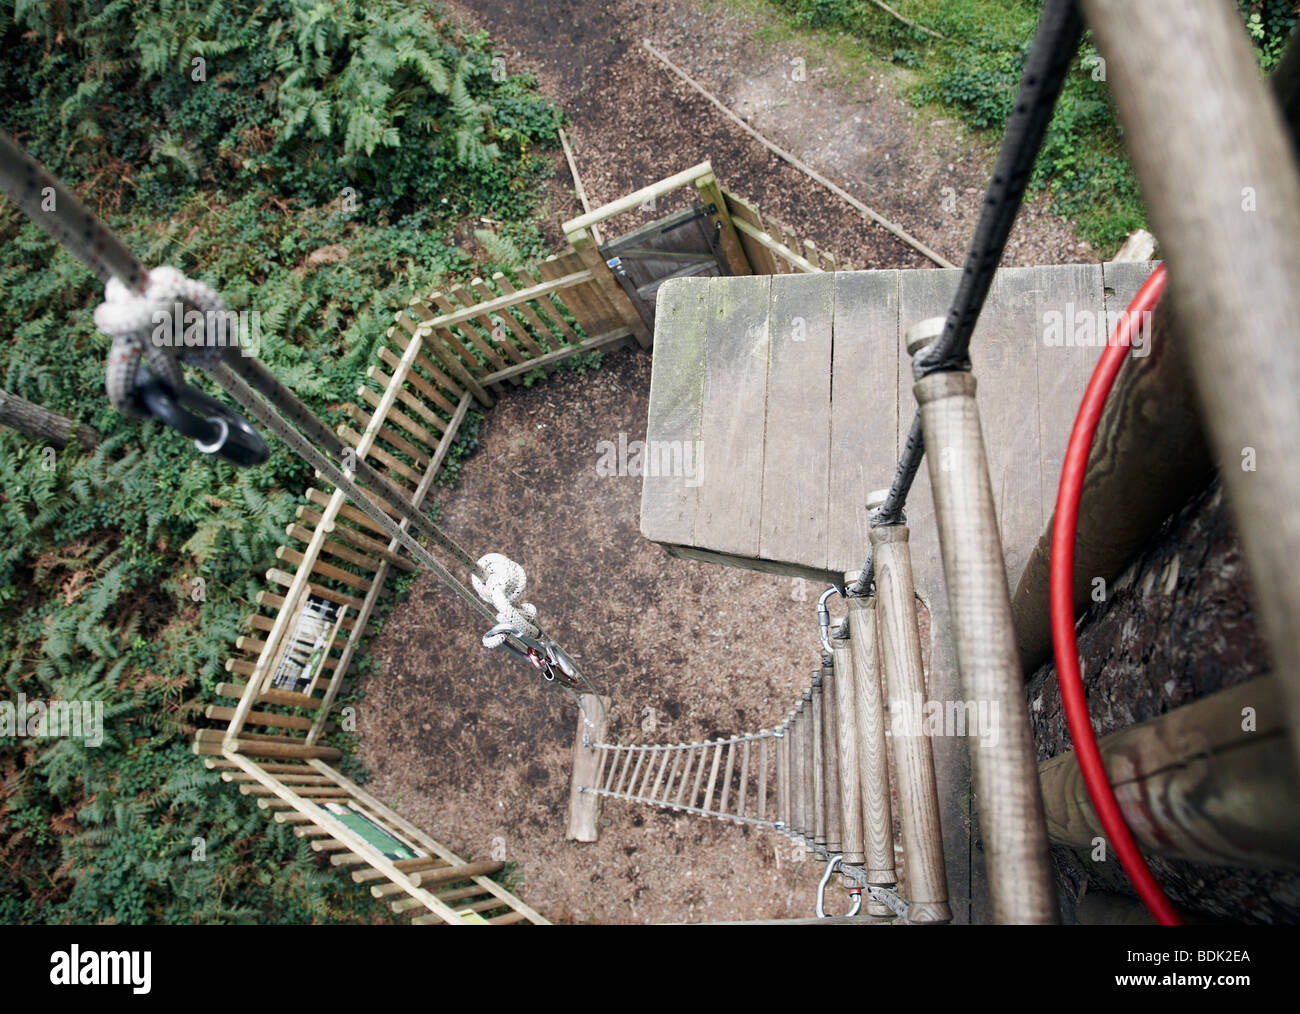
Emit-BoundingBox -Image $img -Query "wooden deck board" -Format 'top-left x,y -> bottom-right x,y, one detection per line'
640,278 -> 710,546
828,270 -> 899,573
1034,263 -> 1108,535
696,275 -> 771,556
760,272 -> 835,569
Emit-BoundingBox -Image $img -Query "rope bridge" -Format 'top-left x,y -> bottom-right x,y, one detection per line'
575,550 -> 945,923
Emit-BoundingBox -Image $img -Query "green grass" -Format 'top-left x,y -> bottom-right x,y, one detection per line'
720,0 -> 1297,252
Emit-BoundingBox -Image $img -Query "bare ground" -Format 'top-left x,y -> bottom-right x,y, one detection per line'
360,0 -> 1097,924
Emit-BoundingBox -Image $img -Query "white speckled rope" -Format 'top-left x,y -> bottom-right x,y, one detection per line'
473,553 -> 539,645
94,266 -> 227,414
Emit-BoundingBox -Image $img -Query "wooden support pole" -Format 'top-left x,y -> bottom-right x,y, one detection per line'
791,707 -> 805,836
811,672 -> 827,847
830,635 -> 866,866
567,694 -> 611,842
693,170 -> 752,276
869,525 -> 952,924
775,726 -> 787,827
802,691 -> 816,850
1039,675 -> 1300,869
757,736 -> 768,822
915,369 -> 1055,924
1078,0 -> 1300,774
819,656 -> 842,853
843,584 -> 898,903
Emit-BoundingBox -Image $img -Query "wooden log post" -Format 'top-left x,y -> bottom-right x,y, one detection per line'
788,712 -> 801,836
1040,675 -> 1300,870
869,523 -> 952,924
819,654 -> 843,853
912,362 -> 1055,924
811,671 -> 827,847
693,170 -> 752,276
843,577 -> 898,917
1010,286 -> 1213,674
567,694 -> 611,842
830,633 -> 866,865
1077,0 -> 1300,775
776,721 -> 788,829
802,689 -> 816,853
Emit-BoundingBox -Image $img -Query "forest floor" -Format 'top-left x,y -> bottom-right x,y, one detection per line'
362,0 -> 1094,924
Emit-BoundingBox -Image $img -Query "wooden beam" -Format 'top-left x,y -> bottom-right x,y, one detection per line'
567,695 -> 612,842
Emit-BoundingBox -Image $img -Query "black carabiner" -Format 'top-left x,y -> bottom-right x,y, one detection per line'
134,370 -> 269,467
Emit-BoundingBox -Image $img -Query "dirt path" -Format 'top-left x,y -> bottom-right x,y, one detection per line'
360,1 -> 1095,924
363,353 -> 829,923
462,0 -> 1090,268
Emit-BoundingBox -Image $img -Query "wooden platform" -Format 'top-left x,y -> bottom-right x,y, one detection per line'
641,261 -> 1159,924
641,262 -> 1159,585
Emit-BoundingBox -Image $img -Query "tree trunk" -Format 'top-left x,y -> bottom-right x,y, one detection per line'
0,388 -> 99,451
1026,480 -> 1300,923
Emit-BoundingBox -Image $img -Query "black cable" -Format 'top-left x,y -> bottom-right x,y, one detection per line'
846,0 -> 1083,597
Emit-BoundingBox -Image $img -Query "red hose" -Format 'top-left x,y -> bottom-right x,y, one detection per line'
1049,263 -> 1182,925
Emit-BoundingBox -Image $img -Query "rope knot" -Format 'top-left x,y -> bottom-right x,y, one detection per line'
473,553 -> 538,645
93,265 -> 230,413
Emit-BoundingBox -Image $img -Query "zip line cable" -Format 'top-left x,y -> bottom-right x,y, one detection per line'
0,129 -> 603,704
847,0 -> 1084,596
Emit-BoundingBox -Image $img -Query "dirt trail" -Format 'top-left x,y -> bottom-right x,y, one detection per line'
360,0 -> 1092,924
461,0 -> 1088,268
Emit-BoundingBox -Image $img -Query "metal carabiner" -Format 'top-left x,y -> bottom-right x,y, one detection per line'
817,585 -> 843,654
134,369 -> 269,467
816,854 -> 863,919
483,622 -> 581,687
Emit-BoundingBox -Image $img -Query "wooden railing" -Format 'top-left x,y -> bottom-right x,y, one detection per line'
197,165 -> 851,925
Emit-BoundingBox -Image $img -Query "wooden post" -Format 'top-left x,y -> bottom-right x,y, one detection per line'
819,654 -> 842,853
811,672 -> 826,847
1039,675 -> 1300,869
802,690 -> 816,852
870,525 -> 952,924
776,725 -> 787,828
914,368 -> 1055,924
843,577 -> 899,910
1079,0 -> 1300,773
830,634 -> 866,866
567,694 -> 610,842
693,170 -> 752,276
790,708 -> 804,836
564,227 -> 652,348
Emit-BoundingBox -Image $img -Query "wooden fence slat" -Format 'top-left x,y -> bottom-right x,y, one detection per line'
377,347 -> 460,417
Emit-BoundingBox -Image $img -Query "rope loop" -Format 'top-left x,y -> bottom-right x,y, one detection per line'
473,553 -> 539,644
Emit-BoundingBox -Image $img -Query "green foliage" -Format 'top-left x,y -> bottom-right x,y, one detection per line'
0,0 -> 560,922
761,0 -> 1298,251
